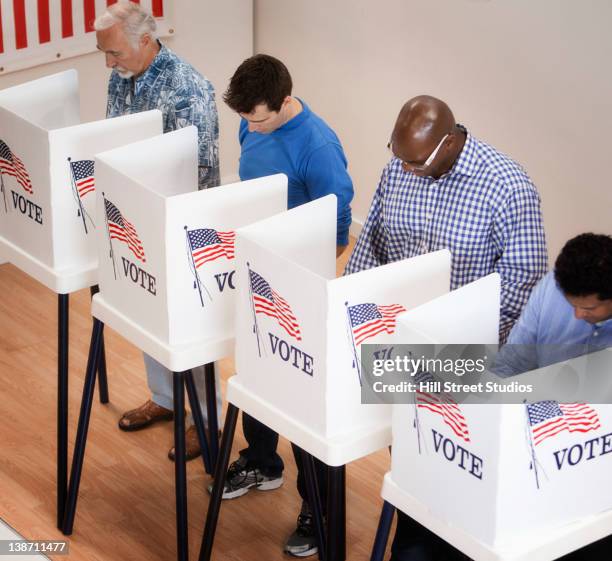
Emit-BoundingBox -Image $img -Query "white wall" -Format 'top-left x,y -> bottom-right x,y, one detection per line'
254,0 -> 612,261
0,0 -> 253,181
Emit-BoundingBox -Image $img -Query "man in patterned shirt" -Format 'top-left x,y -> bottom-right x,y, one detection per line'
346,95 -> 548,344
94,1 -> 220,461
345,95 -> 548,561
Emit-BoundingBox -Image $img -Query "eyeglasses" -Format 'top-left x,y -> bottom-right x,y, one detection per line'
387,133 -> 450,172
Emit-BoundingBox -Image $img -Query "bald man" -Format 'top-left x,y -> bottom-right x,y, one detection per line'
346,95 -> 548,343
346,98 -> 548,559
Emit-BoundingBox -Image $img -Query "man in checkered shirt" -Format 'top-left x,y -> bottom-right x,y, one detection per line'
345,95 -> 548,345
345,95 -> 548,561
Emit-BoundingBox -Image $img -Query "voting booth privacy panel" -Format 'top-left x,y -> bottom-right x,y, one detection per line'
389,275 -> 612,550
234,194 -> 453,442
0,69 -> 163,287
95,126 -> 288,349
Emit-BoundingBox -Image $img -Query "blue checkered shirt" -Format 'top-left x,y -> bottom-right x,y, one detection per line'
106,43 -> 219,189
345,127 -> 548,342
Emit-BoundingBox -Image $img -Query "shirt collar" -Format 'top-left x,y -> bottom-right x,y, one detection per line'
446,124 -> 477,178
132,42 -> 169,87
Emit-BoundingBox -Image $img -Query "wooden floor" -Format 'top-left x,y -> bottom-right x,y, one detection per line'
0,242 -> 396,561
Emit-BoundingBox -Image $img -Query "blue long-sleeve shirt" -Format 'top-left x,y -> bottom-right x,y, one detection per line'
494,272 -> 612,375
238,100 -> 353,246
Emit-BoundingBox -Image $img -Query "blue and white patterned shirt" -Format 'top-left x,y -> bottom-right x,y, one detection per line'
345,126 -> 548,342
106,43 -> 219,189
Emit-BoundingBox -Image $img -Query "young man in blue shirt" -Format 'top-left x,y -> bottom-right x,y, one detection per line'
217,54 -> 354,557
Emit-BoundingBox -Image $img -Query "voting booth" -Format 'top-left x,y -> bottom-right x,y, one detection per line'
92,126 -> 288,370
229,195 -> 452,464
0,69 -> 163,530
201,196 -> 453,561
0,69 -> 162,291
64,128 -> 290,559
382,276 -> 612,559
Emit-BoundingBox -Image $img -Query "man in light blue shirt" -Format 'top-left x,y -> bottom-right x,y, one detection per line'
495,233 -> 612,375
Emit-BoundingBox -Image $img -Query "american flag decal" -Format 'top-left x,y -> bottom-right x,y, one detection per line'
347,302 -> 406,346
187,228 -> 235,267
415,370 -> 470,443
104,198 -> 146,263
249,269 -> 302,341
70,159 -> 95,198
527,401 -> 600,446
0,139 -> 33,194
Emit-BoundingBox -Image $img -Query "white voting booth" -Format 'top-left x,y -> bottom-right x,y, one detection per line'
92,126 -> 288,370
64,128 -> 289,555
0,69 -> 163,530
384,275 -> 612,560
0,69 -> 162,291
229,195 -> 452,465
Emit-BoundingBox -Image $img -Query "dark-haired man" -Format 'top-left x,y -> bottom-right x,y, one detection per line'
217,54 -> 354,558
496,233 -> 612,374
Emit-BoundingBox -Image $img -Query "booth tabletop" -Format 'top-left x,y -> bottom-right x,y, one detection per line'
91,293 -> 234,372
0,235 -> 97,294
381,472 -> 612,561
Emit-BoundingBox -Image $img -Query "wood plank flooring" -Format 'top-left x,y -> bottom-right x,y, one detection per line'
0,241 -> 395,560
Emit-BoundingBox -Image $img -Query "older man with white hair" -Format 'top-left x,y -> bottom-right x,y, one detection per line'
94,1 -> 221,462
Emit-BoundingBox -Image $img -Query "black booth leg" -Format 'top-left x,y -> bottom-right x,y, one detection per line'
61,319 -> 105,535
199,403 -> 239,561
326,465 -> 346,561
299,448 -> 326,561
204,363 -> 219,468
173,372 -> 189,561
90,286 -> 109,404
57,294 -> 69,529
185,369 -> 213,474
370,501 -> 395,561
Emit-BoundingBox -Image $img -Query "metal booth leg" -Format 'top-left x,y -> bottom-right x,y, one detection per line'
326,465 -> 347,561
199,403 -> 239,561
61,319 -> 105,535
370,501 -> 395,561
185,369 -> 213,474
57,294 -> 69,529
204,362 -> 219,468
173,371 -> 189,561
299,447 -> 327,561
89,286 -> 109,404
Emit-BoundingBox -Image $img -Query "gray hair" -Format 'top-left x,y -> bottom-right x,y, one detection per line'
94,1 -> 157,49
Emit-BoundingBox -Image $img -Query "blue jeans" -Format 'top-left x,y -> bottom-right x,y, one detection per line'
145,354 -> 222,425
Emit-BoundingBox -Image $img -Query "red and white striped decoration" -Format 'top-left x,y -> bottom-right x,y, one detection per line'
0,1 -> 170,74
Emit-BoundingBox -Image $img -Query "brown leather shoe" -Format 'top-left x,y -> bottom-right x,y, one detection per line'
118,400 -> 174,432
168,424 -> 202,462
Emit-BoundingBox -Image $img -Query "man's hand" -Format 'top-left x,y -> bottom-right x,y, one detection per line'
336,245 -> 348,258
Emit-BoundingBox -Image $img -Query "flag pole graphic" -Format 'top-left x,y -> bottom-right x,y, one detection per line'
247,262 -> 263,357
413,391 -> 423,455
345,302 -> 362,385
102,193 -> 117,280
524,400 -> 540,490
0,172 -> 7,212
184,226 -> 213,306
68,158 -> 88,234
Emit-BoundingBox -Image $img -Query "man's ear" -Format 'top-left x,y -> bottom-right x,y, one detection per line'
140,33 -> 151,49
